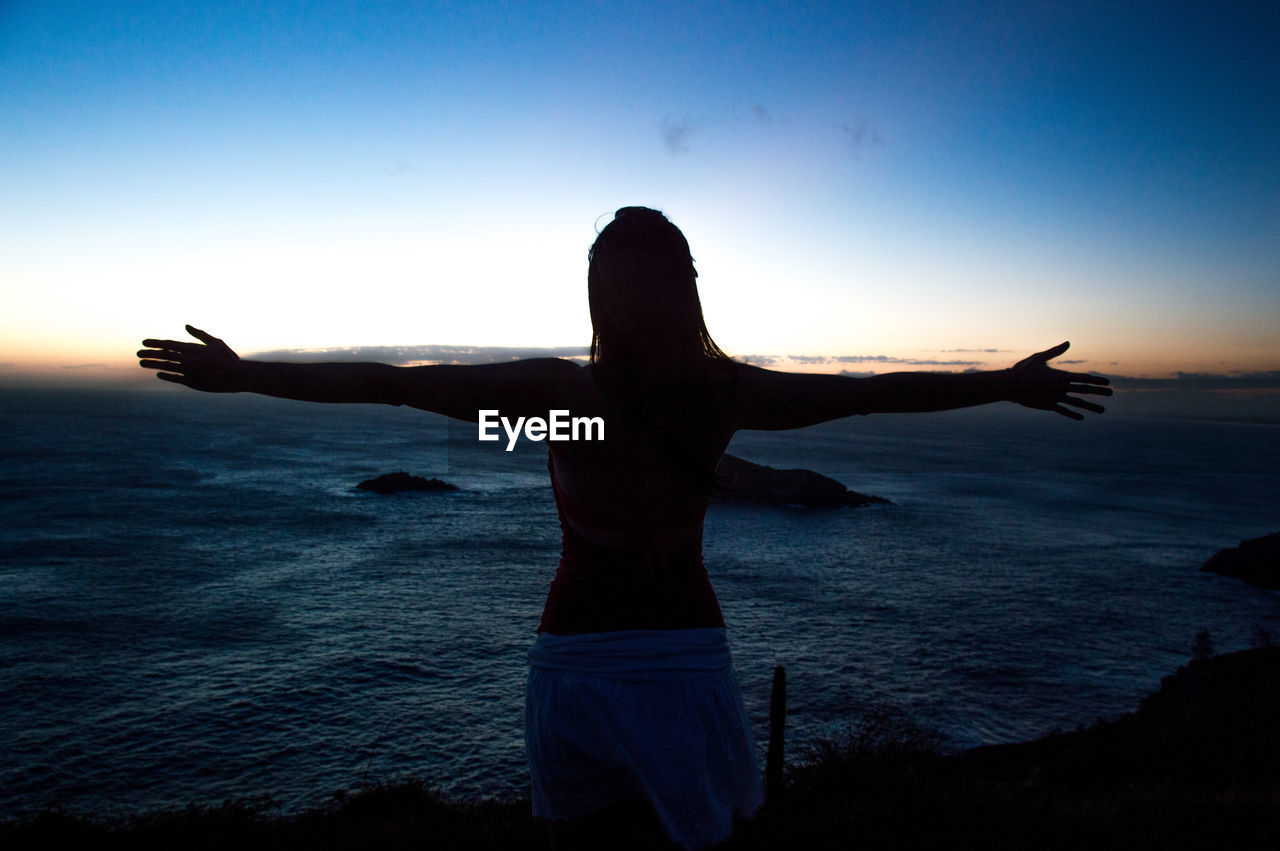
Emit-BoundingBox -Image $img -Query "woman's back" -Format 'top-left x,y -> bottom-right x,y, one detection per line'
545,360 -> 737,543
537,360 -> 739,636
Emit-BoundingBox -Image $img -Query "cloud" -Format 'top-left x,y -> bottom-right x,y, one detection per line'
238,352 -> 1280,397
60,363 -> 110,370
1102,372 -> 1280,424
737,353 -> 988,369
943,348 -> 1010,354
249,345 -> 590,366
838,117 -> 882,152
1108,371 -> 1280,391
661,116 -> 695,154
832,355 -> 982,367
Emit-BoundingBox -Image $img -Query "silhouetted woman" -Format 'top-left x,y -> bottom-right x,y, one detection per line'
139,206 -> 1110,849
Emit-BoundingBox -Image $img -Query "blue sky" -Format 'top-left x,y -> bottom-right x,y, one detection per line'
2,0 -> 1277,383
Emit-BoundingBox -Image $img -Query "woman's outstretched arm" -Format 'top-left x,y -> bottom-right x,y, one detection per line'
733,342 -> 1112,430
138,326 -> 577,422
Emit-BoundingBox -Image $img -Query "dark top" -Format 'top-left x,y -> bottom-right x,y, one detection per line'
537,459 -> 726,635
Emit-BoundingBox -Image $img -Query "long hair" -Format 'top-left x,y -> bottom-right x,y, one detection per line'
586,207 -> 735,494
588,207 -> 731,365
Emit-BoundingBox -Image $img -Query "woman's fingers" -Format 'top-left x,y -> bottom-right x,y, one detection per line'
186,325 -> 227,350
1062,396 -> 1106,414
140,328 -> 237,368
137,347 -> 199,368
141,339 -> 200,353
137,349 -> 189,361
1037,341 -> 1071,361
1067,382 -> 1113,396
138,358 -> 184,372
1067,371 -> 1110,386
142,328 -> 233,354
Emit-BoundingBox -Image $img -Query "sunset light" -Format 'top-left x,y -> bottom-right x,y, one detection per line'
2,2 -> 1276,388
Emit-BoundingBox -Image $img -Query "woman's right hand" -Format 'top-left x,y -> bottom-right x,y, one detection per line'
1007,341 -> 1112,420
138,325 -> 243,392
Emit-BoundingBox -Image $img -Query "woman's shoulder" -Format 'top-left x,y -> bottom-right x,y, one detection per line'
529,357 -> 586,377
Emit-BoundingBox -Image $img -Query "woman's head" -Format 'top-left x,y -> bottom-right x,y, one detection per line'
588,207 -> 728,364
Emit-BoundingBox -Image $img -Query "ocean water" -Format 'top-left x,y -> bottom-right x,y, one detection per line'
1,386 -> 1277,817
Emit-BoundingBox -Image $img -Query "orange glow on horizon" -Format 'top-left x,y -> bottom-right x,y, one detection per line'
3,341 -> 1276,389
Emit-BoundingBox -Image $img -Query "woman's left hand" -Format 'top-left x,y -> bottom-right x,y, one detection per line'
138,325 -> 243,392
1008,342 -> 1112,420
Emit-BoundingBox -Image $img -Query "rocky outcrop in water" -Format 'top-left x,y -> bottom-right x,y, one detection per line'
356,472 -> 459,494
1201,532 -> 1280,590
714,453 -> 890,508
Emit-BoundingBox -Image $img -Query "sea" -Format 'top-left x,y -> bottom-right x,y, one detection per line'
2,385 -> 1277,818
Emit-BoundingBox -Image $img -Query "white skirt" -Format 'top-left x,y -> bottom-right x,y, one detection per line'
525,628 -> 763,850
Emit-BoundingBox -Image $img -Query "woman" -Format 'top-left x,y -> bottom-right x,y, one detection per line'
138,206 -> 1110,849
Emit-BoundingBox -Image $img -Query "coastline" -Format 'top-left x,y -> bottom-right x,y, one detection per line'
6,646 -> 1277,849
5,389 -> 1279,839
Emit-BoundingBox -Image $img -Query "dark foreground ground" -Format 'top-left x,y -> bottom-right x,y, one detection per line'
5,647 -> 1279,850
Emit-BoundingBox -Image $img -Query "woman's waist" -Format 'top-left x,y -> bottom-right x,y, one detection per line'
528,627 -> 732,675
558,512 -> 705,552
556,533 -> 705,576
538,550 -> 725,634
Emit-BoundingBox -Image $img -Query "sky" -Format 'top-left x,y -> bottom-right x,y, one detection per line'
2,0 -> 1278,389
